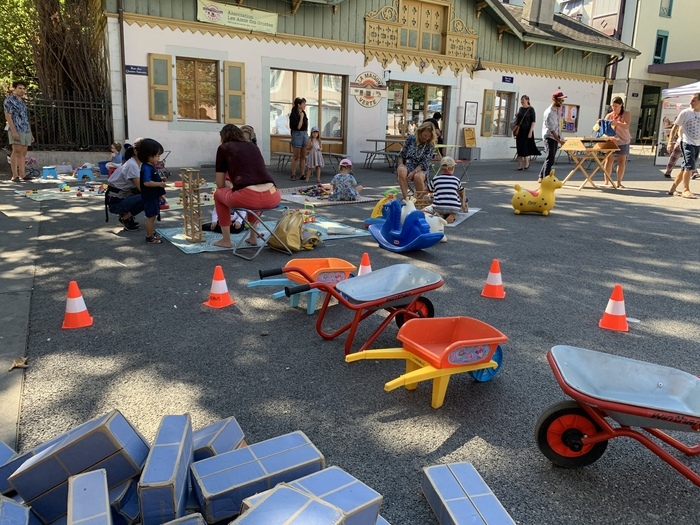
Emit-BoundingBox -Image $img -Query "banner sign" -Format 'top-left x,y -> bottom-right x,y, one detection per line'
349,72 -> 386,108
197,1 -> 278,35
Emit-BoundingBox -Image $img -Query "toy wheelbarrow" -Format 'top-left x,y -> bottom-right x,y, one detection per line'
249,258 -> 356,314
536,345 -> 700,486
267,263 -> 443,355
346,316 -> 508,408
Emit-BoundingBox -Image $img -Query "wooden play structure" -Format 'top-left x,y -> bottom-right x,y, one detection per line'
180,168 -> 204,243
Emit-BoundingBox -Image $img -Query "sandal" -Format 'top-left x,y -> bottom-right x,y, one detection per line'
681,191 -> 698,199
290,175 -> 297,181
145,235 -> 163,244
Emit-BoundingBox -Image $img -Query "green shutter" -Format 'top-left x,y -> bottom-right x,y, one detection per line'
148,54 -> 172,121
224,61 -> 245,124
481,90 -> 495,137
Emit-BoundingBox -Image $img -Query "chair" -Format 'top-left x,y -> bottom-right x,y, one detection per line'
230,206 -> 293,260
639,132 -> 656,156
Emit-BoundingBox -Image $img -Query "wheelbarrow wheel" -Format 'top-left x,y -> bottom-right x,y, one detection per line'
535,400 -> 608,469
395,297 -> 434,328
468,345 -> 503,382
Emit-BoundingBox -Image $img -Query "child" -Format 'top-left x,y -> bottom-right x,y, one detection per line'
329,158 -> 363,201
106,142 -> 123,169
138,138 -> 167,244
427,156 -> 465,223
304,126 -> 324,183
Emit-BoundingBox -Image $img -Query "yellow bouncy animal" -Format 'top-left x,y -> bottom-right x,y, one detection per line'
512,171 -> 563,216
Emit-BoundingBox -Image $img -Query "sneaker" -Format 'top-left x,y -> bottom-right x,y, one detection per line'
119,217 -> 139,232
692,173 -> 699,180
145,235 -> 162,244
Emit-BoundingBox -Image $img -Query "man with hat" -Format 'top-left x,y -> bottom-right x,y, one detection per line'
538,90 -> 567,183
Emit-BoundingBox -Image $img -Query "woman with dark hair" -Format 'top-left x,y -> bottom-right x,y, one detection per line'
600,96 -> 631,188
289,97 -> 308,180
514,95 -> 540,171
212,124 -> 280,248
106,138 -> 143,231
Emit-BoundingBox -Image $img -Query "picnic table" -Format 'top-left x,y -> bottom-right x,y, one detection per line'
275,139 -> 347,171
560,137 -> 617,190
361,138 -> 406,169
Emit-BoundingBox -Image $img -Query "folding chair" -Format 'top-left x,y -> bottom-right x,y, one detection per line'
230,206 -> 293,261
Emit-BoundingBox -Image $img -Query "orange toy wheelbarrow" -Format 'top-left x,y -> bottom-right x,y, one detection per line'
345,316 -> 508,408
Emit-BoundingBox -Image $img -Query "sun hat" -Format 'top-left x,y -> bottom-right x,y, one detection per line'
552,90 -> 567,99
311,125 -> 319,132
339,158 -> 352,167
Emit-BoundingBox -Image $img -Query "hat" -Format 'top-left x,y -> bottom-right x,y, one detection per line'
552,91 -> 567,99
339,158 -> 352,167
440,156 -> 456,169
311,125 -> 319,132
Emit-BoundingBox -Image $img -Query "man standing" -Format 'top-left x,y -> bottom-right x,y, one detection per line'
667,93 -> 700,199
4,81 -> 34,182
425,111 -> 443,144
538,91 -> 566,183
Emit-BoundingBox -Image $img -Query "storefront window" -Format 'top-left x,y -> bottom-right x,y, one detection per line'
386,81 -> 445,137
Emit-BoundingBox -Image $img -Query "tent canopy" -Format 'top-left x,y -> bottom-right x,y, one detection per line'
662,81 -> 700,99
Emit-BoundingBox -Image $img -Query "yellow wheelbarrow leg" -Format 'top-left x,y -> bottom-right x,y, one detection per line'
345,348 -> 411,362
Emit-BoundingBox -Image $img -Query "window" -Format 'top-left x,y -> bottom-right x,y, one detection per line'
386,81 -> 445,137
659,0 -> 673,17
176,58 -> 218,120
148,54 -> 172,121
398,0 -> 446,53
653,31 -> 668,64
480,89 -> 515,137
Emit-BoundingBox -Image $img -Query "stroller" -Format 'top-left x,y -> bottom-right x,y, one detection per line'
156,150 -> 171,180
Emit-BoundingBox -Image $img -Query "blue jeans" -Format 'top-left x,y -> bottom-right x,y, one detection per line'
109,194 -> 143,217
681,142 -> 700,171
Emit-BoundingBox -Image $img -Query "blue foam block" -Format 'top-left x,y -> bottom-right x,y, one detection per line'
193,417 -> 245,461
162,513 -> 206,525
138,415 -> 193,525
10,410 -> 149,502
376,517 -> 391,525
0,494 -> 30,524
422,463 -> 515,525
191,431 -> 324,523
109,480 -> 139,525
67,469 -> 111,525
1,433 -> 68,495
241,466 -> 382,525
232,485 -> 343,524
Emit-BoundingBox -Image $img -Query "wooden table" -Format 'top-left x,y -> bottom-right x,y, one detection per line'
560,138 -> 618,190
432,144 -> 470,178
362,138 -> 406,168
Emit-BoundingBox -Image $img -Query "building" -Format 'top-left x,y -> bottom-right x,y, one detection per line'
101,0 -> 637,167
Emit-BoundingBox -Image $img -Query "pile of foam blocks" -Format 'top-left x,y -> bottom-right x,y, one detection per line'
0,409 -> 392,525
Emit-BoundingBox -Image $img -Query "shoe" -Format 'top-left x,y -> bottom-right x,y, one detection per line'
21,175 -> 34,181
290,175 -> 297,181
119,217 -> 139,232
664,173 -> 672,178
145,235 -> 163,244
680,190 -> 698,199
11,178 -> 21,183
692,173 -> 699,180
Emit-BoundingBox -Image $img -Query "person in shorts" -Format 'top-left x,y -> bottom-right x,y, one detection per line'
289,97 -> 308,180
3,81 -> 35,182
668,93 -> 700,199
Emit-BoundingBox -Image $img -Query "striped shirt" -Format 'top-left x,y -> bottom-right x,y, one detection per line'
3,94 -> 30,133
428,174 -> 462,209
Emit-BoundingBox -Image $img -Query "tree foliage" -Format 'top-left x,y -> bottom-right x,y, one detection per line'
0,0 -> 37,90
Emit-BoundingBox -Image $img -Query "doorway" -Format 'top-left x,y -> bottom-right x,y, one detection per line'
637,86 -> 660,143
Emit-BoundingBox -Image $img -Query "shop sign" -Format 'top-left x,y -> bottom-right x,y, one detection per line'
349,72 -> 386,108
197,0 -> 278,35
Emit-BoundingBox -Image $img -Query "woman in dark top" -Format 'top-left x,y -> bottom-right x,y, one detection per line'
212,124 -> 280,248
514,95 -> 540,171
288,97 -> 308,180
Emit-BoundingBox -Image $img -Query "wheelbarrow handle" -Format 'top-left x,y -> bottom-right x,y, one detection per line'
285,284 -> 311,297
259,268 -> 284,279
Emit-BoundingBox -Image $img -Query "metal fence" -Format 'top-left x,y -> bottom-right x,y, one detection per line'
23,97 -> 113,151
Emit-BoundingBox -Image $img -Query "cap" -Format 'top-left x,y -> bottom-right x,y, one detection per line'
440,156 -> 456,169
311,125 -> 319,132
552,91 -> 567,99
339,158 -> 352,167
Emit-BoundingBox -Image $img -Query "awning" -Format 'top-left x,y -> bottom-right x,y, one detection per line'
648,60 -> 700,80
661,81 -> 700,99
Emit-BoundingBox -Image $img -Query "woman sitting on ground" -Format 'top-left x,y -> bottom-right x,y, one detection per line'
212,124 -> 280,248
396,121 -> 437,200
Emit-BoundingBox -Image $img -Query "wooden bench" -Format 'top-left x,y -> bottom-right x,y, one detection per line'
272,151 -> 293,172
325,152 -> 348,170
422,462 -> 515,524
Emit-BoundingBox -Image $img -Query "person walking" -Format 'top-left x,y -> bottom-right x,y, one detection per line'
601,96 -> 631,188
514,95 -> 539,171
538,91 -> 567,183
668,92 -> 700,199
4,81 -> 35,182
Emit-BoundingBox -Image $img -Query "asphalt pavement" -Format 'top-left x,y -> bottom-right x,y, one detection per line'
1,150 -> 699,524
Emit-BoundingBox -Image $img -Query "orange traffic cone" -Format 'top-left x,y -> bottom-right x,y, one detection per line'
62,281 -> 93,329
204,266 -> 235,308
481,259 -> 506,299
358,252 -> 372,276
599,284 -> 628,332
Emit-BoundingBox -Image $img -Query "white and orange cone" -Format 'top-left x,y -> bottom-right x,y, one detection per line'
599,284 -> 628,332
204,266 -> 236,309
62,281 -> 94,329
358,252 -> 372,276
481,259 -> 506,299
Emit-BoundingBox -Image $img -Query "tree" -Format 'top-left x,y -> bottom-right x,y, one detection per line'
0,0 -> 37,89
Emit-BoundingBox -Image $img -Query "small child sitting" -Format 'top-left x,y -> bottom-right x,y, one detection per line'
329,158 -> 363,201
427,156 -> 465,223
203,208 -> 245,234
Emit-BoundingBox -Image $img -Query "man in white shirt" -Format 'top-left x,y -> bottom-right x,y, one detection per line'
668,93 -> 700,199
273,109 -> 290,134
538,91 -> 567,183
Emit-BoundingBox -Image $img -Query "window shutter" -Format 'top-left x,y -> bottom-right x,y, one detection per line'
148,54 -> 173,121
481,90 -> 495,137
224,61 -> 245,124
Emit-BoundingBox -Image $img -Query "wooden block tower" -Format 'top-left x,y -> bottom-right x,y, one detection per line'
180,168 -> 204,243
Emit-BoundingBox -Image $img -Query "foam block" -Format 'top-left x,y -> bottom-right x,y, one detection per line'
422,462 -> 515,525
67,469 -> 112,525
0,494 -> 30,524
232,485 -> 343,524
191,431 -> 324,523
162,513 -> 206,525
0,441 -> 16,467
193,417 -> 245,461
1,433 -> 68,495
109,480 -> 139,525
138,414 -> 193,525
376,517 -> 391,525
241,466 -> 381,525
10,410 -> 149,502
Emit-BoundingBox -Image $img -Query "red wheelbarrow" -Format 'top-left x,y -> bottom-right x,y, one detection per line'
536,345 -> 700,486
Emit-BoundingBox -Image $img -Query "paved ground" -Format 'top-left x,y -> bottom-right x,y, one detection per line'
1,150 -> 699,524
